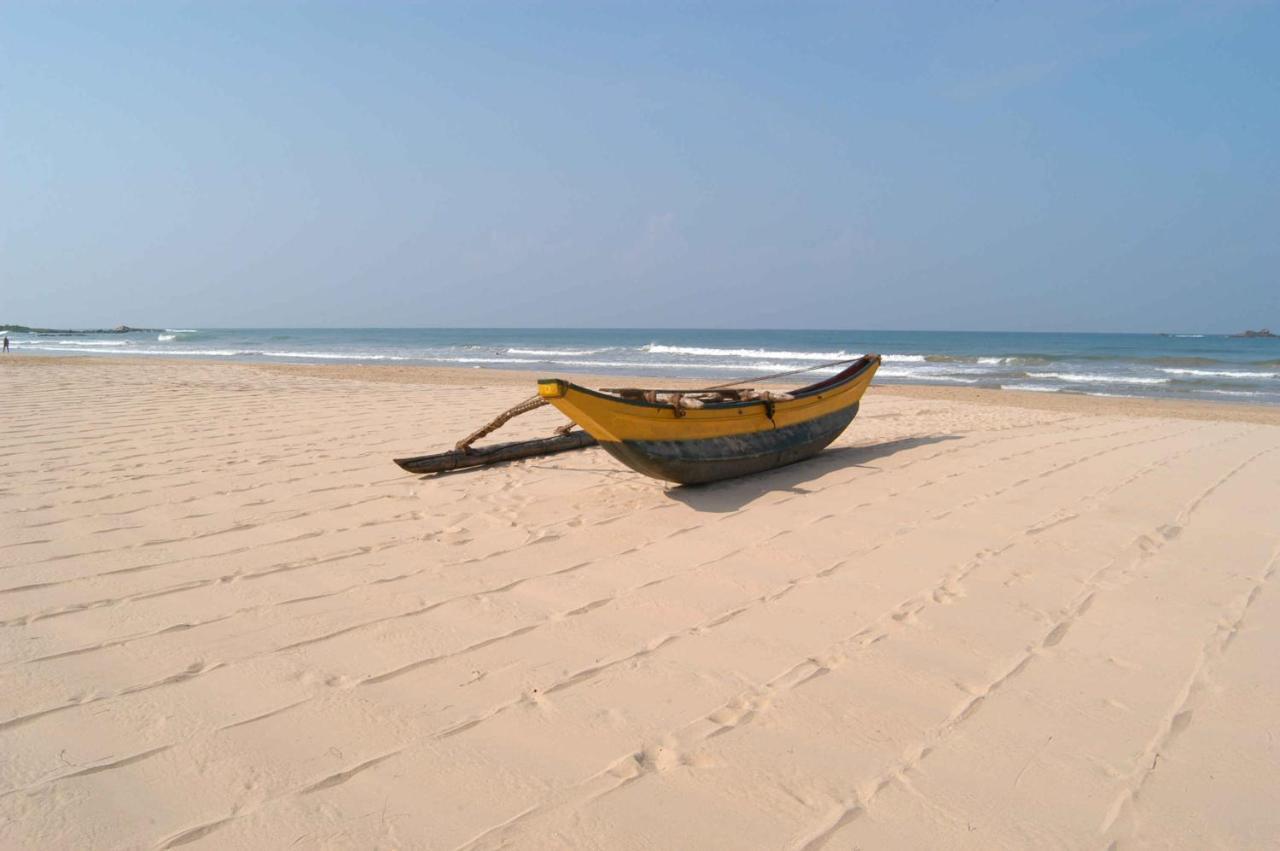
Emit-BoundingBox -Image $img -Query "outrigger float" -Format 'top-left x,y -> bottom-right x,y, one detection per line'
394,354 -> 881,484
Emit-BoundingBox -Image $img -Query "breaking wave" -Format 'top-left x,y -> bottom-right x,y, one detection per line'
644,343 -> 856,361
1160,367 -> 1278,380
1202,389 -> 1264,398
507,347 -> 616,356
1031,372 -> 1169,386
1001,383 -> 1061,393
55,339 -> 129,347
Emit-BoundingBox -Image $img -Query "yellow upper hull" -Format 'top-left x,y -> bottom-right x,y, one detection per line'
537,357 -> 879,444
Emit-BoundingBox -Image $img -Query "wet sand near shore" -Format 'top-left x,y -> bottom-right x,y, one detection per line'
2,356 -> 1278,848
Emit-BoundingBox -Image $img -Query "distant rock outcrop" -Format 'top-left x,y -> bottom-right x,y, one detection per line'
1231,328 -> 1277,338
0,323 -> 162,335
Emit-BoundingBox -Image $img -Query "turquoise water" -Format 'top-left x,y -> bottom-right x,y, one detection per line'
6,327 -> 1279,404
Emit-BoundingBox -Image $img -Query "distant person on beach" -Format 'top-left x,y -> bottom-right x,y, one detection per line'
2,336 -> 8,353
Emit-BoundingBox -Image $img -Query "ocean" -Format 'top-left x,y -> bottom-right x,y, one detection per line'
5,327 -> 1279,405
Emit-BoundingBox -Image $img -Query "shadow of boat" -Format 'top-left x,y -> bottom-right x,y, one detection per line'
664,434 -> 961,513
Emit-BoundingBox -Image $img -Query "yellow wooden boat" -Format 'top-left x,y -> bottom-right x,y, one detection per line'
536,354 -> 881,484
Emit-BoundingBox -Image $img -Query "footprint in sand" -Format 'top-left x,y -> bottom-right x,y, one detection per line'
442,526 -> 472,545
423,525 -> 472,545
891,603 -> 923,624
932,583 -> 964,604
636,739 -> 684,772
1043,621 -> 1072,647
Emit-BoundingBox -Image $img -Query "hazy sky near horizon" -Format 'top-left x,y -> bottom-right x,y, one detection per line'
3,2 -> 1277,333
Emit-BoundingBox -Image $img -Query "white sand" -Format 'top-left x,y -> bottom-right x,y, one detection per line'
2,357 -> 1278,849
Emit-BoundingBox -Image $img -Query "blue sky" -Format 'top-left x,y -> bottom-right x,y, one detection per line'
3,2 -> 1277,332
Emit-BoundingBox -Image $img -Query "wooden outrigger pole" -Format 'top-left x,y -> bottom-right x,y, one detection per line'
393,395 -> 597,475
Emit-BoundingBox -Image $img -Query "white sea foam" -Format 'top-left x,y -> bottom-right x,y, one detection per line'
644,344 -> 856,361
427,356 -> 540,364
258,350 -> 412,361
158,349 -> 256,357
877,367 -> 979,383
506,347 -> 616,356
915,375 -> 980,384
976,356 -> 1036,366
55,339 -> 130,347
1001,383 -> 1059,393
158,334 -> 177,341
1160,368 -> 1277,380
1202,389 -> 1264,398
977,355 -> 1057,367
1032,372 -> 1169,386
165,329 -> 198,333
17,344 -> 255,357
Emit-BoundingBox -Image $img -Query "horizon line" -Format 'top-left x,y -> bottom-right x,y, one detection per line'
3,323 -> 1259,337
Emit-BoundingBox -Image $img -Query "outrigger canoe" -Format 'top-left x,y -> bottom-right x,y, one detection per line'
394,354 -> 880,483
536,354 -> 880,484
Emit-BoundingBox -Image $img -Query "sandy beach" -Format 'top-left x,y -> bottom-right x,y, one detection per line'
2,355 -> 1278,849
